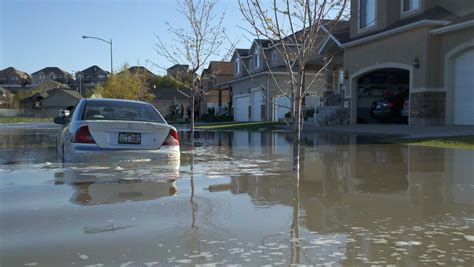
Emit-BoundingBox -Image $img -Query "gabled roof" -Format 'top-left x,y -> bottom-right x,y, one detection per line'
167,64 -> 189,70
20,88 -> 82,103
126,66 -> 157,77
235,49 -> 249,57
231,49 -> 250,62
0,67 -> 30,79
31,67 -> 71,76
151,87 -> 192,101
31,80 -> 69,92
323,20 -> 350,44
79,65 -> 108,75
208,61 -> 234,75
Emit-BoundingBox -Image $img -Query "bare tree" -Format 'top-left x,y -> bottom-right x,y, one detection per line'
238,0 -> 348,173
154,0 -> 232,140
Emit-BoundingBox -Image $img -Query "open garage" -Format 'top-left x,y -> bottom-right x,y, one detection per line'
356,68 -> 409,124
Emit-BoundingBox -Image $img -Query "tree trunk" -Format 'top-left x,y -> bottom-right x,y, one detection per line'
292,71 -> 304,172
191,74 -> 196,145
292,97 -> 302,172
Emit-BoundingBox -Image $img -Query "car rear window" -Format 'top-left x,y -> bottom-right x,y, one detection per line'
82,100 -> 166,123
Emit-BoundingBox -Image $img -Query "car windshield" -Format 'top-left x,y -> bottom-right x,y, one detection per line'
81,100 -> 165,123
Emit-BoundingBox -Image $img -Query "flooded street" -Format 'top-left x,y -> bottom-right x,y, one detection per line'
1,126 -> 473,266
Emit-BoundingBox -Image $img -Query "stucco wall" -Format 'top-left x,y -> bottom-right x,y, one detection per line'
344,26 -> 430,90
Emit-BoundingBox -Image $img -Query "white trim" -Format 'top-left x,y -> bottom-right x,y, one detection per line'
318,37 -> 332,55
400,0 -> 421,16
235,57 -> 241,75
443,39 -> 474,125
348,63 -> 413,125
320,26 -> 343,47
431,20 -> 474,35
216,71 -> 290,87
358,0 -> 377,32
343,20 -> 451,48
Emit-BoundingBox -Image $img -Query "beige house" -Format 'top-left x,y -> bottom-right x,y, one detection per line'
343,0 -> 474,125
199,61 -> 233,116
0,67 -> 31,86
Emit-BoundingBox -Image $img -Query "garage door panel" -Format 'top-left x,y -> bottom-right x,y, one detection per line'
234,95 -> 250,122
251,90 -> 263,121
454,49 -> 474,125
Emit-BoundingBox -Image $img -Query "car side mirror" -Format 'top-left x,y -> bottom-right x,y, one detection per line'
54,116 -> 67,125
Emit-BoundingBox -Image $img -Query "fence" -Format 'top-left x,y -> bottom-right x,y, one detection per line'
0,109 -> 51,118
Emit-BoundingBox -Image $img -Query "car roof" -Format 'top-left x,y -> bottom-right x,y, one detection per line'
83,98 -> 150,105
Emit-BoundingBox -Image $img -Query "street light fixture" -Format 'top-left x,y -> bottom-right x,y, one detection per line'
82,35 -> 113,74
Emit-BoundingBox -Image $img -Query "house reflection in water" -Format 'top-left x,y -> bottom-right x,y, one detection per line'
201,130 -> 473,265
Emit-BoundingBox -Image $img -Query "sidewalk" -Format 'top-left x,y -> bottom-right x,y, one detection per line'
302,123 -> 474,139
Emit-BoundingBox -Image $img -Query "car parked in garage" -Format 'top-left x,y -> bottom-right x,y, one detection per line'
54,98 -> 180,162
369,95 -> 405,123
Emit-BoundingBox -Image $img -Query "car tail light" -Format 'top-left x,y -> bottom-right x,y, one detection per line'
162,129 -> 179,146
72,125 -> 96,144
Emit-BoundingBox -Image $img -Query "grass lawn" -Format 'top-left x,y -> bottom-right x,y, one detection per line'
195,121 -> 285,130
0,117 -> 53,124
402,135 -> 474,149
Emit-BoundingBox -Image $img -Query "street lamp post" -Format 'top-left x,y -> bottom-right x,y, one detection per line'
82,35 -> 113,74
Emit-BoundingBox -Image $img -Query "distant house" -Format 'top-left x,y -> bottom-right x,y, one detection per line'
199,61 -> 233,116
30,79 -> 70,92
20,88 -> 82,117
118,66 -> 157,88
75,65 -> 109,94
167,64 -> 190,79
0,87 -> 14,108
151,87 -> 192,119
127,66 -> 157,82
0,67 -> 31,86
31,67 -> 72,85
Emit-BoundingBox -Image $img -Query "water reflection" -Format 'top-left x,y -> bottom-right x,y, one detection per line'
1,128 -> 473,266
55,161 -> 180,205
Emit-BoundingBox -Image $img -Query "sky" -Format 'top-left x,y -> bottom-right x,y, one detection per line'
0,0 -> 249,75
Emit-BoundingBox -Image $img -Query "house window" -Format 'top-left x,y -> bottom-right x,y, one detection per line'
235,57 -> 241,75
10,76 -> 19,81
98,74 -> 106,80
272,51 -> 278,66
359,0 -> 376,29
402,0 -> 420,13
254,47 -> 261,69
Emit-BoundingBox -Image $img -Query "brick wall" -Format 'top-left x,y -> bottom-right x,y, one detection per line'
410,92 -> 446,125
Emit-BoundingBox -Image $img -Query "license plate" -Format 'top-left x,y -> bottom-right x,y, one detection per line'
118,132 -> 141,144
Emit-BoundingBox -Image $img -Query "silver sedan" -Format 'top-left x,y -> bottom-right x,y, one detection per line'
54,98 -> 180,162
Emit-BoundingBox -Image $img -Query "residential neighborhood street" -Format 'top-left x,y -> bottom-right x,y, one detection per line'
1,125 -> 474,266
1,0 -> 473,266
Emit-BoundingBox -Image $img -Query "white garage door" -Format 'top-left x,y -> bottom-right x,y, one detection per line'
234,95 -> 250,122
454,49 -> 474,125
251,89 -> 263,121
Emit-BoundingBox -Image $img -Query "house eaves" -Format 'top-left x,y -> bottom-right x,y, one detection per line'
215,71 -> 290,87
431,19 -> 474,35
342,20 -> 451,48
321,25 -> 342,47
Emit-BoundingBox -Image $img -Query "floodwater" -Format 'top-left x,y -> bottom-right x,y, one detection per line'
1,125 -> 473,266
